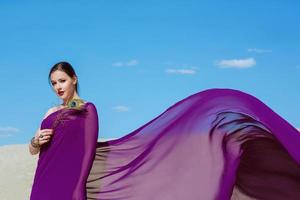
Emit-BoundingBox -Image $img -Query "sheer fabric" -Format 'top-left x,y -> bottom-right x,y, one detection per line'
30,103 -> 98,199
30,88 -> 300,200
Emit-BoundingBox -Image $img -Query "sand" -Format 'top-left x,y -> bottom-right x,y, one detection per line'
1,130 -> 299,199
0,142 -> 260,200
0,144 -> 37,200
0,139 -> 114,200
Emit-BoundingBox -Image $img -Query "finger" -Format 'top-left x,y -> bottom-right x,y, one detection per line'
38,133 -> 46,138
41,131 -> 54,136
40,129 -> 53,135
40,129 -> 52,132
44,139 -> 51,143
40,132 -> 50,136
41,135 -> 51,140
39,138 -> 50,145
43,135 -> 51,140
39,136 -> 49,142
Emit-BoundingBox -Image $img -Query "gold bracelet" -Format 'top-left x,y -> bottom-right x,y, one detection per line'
31,136 -> 40,148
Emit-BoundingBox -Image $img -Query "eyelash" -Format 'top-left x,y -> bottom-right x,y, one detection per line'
52,80 -> 65,85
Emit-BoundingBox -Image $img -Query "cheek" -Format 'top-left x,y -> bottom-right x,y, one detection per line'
64,82 -> 74,91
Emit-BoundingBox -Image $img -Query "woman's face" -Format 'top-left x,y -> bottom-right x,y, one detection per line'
50,70 -> 77,103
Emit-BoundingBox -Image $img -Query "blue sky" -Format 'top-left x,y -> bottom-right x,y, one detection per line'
0,1 -> 299,146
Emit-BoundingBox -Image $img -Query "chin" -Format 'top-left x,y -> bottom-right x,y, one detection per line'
58,96 -> 65,101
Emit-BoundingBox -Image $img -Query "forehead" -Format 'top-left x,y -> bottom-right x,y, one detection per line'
50,70 -> 69,81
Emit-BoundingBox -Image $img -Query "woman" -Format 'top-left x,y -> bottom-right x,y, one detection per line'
30,61 -> 300,200
30,62 -> 99,199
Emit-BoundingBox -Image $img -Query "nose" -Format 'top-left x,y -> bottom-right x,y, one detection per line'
55,85 -> 62,92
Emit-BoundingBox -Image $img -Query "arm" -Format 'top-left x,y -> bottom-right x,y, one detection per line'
29,128 -> 41,155
29,108 -> 53,155
72,103 -> 99,200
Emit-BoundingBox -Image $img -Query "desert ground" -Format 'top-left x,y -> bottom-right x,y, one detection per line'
0,139 -> 114,200
0,142 -> 258,200
1,129 -> 299,199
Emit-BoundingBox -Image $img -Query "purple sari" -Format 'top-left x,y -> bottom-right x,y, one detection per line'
30,88 -> 300,200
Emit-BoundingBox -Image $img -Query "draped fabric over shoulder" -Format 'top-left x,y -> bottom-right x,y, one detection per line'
30,102 -> 99,200
30,88 -> 300,200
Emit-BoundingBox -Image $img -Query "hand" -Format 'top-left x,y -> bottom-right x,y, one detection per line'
35,129 -> 54,146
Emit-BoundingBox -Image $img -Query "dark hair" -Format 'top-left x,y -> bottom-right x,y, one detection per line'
48,61 -> 80,95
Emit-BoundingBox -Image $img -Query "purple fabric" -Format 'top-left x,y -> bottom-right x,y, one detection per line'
30,88 -> 300,200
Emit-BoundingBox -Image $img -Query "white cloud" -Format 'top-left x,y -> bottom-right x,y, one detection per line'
112,62 -> 123,67
165,68 -> 197,75
112,59 -> 139,67
112,105 -> 130,112
0,126 -> 20,137
216,58 -> 256,69
126,59 -> 139,66
247,48 -> 272,53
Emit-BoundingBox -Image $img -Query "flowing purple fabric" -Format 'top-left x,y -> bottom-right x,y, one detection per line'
30,88 -> 300,200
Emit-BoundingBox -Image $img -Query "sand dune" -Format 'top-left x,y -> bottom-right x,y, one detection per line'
0,143 -> 257,200
1,130 -> 299,200
0,144 -> 37,200
0,139 -> 115,200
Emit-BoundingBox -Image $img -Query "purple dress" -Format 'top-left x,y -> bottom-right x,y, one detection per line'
30,88 -> 300,200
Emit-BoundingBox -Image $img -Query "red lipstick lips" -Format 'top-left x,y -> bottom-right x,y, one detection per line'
58,91 -> 64,96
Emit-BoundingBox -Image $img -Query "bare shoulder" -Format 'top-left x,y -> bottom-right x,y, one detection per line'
42,106 -> 60,120
42,107 -> 54,120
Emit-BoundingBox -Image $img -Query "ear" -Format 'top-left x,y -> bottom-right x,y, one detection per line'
72,76 -> 77,85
